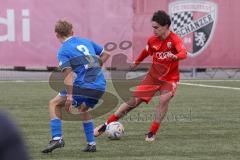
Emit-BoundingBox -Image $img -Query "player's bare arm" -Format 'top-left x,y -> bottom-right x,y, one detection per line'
99,50 -> 110,66
63,68 -> 74,112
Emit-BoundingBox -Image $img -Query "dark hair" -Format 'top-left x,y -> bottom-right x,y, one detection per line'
151,10 -> 171,28
55,20 -> 73,37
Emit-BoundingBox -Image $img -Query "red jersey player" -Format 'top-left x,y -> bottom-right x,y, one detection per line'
94,10 -> 187,141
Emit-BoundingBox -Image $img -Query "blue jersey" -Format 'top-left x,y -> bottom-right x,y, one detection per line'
57,37 -> 106,91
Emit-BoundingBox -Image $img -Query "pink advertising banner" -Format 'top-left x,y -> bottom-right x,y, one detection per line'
0,0 -> 133,67
132,0 -> 240,68
1,0 -> 240,68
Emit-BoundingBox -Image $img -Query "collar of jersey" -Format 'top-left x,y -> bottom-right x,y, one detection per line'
64,36 -> 73,42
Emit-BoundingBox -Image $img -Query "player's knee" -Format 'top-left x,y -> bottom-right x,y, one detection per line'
48,100 -> 53,107
48,99 -> 58,108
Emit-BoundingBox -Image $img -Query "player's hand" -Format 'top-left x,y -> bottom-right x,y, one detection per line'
130,63 -> 138,70
65,95 -> 73,113
167,53 -> 178,61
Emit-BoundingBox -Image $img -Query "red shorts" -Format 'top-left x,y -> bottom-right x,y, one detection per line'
133,74 -> 178,103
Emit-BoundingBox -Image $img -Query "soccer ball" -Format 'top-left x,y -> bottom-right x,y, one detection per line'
105,122 -> 124,140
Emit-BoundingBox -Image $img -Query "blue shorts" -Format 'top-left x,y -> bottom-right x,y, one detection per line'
59,86 -> 104,108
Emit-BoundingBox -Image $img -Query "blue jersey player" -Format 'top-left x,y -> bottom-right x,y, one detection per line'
42,20 -> 110,153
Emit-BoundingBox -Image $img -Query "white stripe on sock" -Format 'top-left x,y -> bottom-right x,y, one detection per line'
88,142 -> 96,145
53,137 -> 62,140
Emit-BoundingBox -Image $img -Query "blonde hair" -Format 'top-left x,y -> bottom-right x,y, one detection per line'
55,19 -> 73,37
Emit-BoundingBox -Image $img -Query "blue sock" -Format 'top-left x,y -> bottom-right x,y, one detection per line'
50,118 -> 62,139
82,120 -> 95,144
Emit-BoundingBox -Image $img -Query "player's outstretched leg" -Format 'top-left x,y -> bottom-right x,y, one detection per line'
94,97 -> 143,137
94,114 -> 118,137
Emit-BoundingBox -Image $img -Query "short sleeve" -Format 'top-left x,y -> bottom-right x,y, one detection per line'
91,41 -> 104,56
57,51 -> 71,71
173,36 -> 186,52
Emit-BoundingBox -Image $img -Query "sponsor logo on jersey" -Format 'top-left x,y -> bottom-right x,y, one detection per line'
156,51 -> 173,60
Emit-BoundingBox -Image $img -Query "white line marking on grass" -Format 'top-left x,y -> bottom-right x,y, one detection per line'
180,82 -> 240,90
181,79 -> 240,82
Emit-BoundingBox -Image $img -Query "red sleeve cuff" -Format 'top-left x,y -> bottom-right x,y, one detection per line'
176,50 -> 187,60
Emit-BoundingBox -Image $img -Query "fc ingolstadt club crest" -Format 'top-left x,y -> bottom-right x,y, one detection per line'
169,0 -> 218,57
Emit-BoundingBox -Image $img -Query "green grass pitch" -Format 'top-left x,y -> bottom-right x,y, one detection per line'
0,80 -> 240,160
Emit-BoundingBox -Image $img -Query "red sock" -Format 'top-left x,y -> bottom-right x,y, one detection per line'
149,121 -> 160,135
106,114 -> 119,124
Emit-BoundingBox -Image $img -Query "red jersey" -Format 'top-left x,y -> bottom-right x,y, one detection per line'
137,31 -> 187,82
